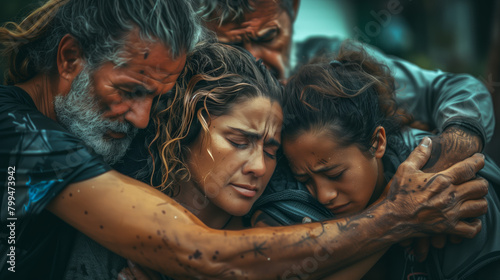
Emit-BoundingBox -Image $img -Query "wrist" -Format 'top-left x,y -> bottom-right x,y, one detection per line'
441,122 -> 486,153
361,200 -> 415,244
423,125 -> 482,172
442,123 -> 484,152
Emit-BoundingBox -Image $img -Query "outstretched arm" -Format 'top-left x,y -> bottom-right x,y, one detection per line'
47,139 -> 487,279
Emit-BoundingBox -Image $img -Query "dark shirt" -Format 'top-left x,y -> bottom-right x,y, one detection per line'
0,85 -> 110,280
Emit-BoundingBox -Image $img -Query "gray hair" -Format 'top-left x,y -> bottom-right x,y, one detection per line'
194,0 -> 296,25
1,0 -> 203,84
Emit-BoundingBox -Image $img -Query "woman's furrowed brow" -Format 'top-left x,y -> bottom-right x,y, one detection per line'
228,126 -> 261,140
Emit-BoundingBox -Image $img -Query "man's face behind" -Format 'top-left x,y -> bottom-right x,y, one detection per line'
207,0 -> 293,82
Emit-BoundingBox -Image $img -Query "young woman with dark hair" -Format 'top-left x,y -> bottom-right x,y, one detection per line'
254,44 -> 500,279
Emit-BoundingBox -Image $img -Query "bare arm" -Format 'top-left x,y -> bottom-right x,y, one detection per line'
47,140 -> 488,279
252,210 -> 390,280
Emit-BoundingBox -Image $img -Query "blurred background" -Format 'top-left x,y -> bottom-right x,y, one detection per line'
1,0 -> 498,163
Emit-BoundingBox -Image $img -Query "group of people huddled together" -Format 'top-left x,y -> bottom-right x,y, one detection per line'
1,0 -> 499,279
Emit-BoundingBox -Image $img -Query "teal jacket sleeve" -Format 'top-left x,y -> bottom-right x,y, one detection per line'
368,46 -> 494,144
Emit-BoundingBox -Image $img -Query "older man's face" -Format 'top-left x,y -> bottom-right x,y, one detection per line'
55,30 -> 186,164
207,0 -> 293,82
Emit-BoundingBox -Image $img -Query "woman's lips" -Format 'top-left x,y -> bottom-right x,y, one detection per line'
231,183 -> 257,198
328,202 -> 351,214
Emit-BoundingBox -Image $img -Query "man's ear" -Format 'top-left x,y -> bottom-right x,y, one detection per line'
291,0 -> 300,22
372,126 -> 387,159
57,34 -> 84,83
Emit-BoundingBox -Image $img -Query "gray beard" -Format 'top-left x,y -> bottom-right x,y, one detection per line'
54,68 -> 138,165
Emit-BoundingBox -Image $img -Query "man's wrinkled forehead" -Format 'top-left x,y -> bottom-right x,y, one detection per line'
113,29 -> 186,94
212,0 -> 284,25
208,2 -> 285,41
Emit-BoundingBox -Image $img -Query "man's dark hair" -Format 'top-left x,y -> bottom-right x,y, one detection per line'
194,0 -> 296,25
0,0 -> 202,84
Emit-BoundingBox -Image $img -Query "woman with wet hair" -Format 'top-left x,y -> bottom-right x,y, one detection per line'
152,42 -> 284,229
254,44 -> 500,279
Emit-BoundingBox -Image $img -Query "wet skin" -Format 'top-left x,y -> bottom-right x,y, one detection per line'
177,97 -> 283,228
283,128 -> 388,217
85,30 -> 186,133
208,0 -> 293,82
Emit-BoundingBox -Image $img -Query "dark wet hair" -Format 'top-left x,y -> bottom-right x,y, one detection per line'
194,0 -> 297,25
153,42 -> 282,193
283,43 -> 410,155
0,0 -> 202,84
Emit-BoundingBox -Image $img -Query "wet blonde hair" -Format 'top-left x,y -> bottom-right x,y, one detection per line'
151,42 -> 282,195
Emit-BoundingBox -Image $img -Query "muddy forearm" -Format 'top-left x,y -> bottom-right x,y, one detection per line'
47,171 -> 406,279
159,201 -> 404,279
48,148 -> 487,280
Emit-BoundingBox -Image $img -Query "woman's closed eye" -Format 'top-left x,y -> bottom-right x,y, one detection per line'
326,170 -> 345,181
228,138 -> 249,149
264,148 -> 277,159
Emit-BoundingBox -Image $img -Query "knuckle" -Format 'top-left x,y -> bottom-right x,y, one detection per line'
432,175 -> 452,188
398,161 -> 412,173
480,199 -> 488,215
444,191 -> 457,206
479,178 -> 489,194
467,221 -> 482,239
463,164 -> 476,178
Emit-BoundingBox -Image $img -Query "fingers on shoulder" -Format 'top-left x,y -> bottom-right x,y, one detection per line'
442,153 -> 485,184
459,198 -> 488,218
449,218 -> 483,239
425,174 -> 453,193
455,178 -> 489,201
